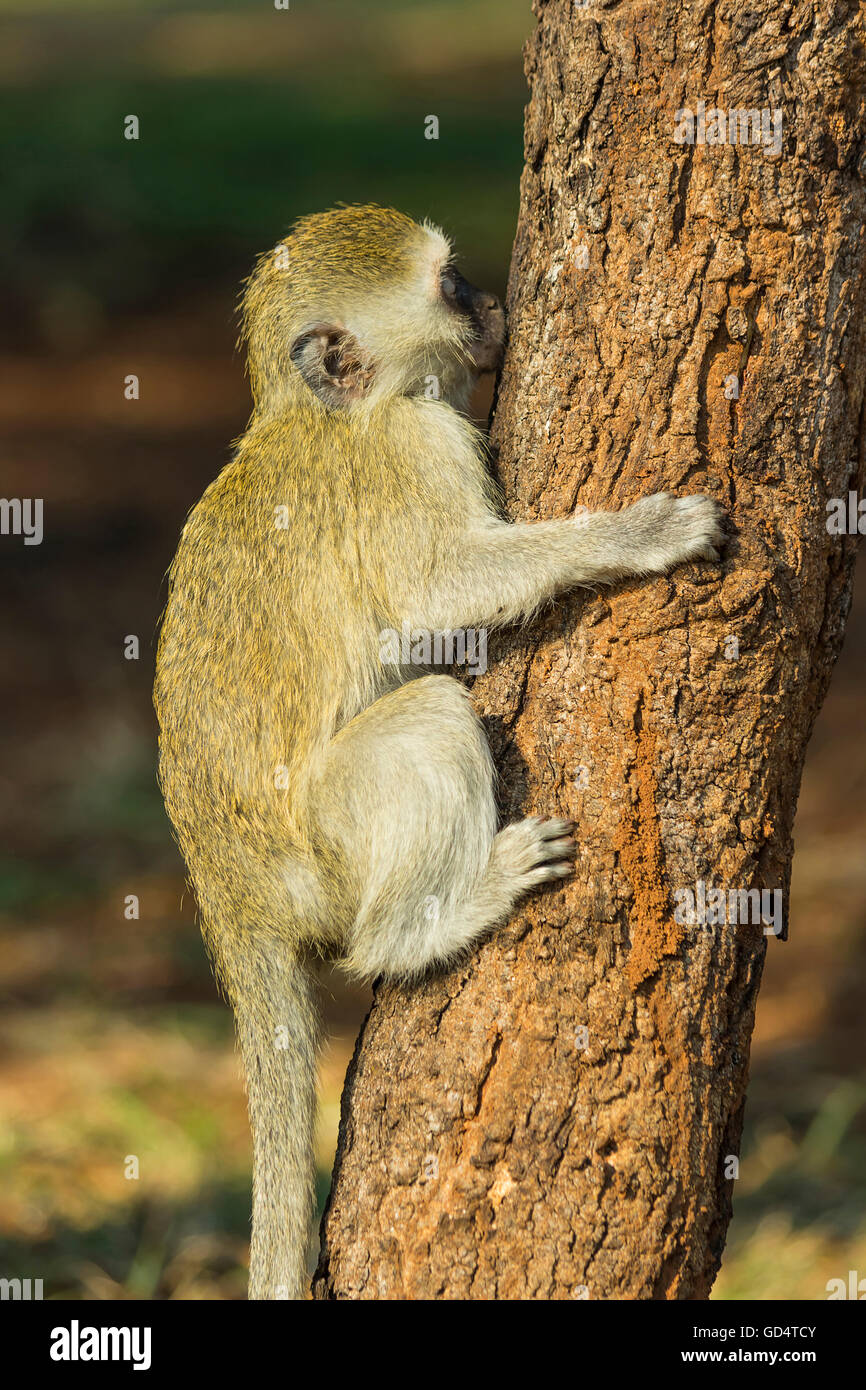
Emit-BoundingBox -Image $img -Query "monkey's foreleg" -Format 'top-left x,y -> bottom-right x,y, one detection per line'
408,492 -> 723,629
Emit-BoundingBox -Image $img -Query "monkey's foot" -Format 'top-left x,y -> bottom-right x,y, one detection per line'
493,816 -> 577,889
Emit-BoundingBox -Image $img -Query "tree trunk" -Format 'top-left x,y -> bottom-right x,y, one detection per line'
314,0 -> 866,1299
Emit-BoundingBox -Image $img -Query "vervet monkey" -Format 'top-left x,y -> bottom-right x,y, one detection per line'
153,204 -> 724,1300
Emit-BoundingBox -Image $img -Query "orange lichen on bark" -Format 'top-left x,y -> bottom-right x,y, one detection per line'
616,715 -> 683,989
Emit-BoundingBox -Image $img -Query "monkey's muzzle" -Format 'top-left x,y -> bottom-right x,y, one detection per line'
468,292 -> 506,372
443,268 -> 506,373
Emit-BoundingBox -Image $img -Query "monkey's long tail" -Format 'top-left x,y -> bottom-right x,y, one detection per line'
230,936 -> 321,1300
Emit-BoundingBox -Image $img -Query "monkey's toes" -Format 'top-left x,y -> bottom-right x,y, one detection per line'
525,859 -> 576,886
532,816 -> 575,840
538,834 -> 577,860
518,817 -> 578,870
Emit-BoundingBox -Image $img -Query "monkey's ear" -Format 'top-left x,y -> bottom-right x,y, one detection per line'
289,323 -> 375,408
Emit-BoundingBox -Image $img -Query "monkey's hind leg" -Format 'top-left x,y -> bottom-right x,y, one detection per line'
311,674 -> 575,982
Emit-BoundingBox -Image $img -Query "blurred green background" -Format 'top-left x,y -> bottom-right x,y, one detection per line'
1,0 -> 865,1301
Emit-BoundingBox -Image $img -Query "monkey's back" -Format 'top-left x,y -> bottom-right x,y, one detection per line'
157,414 -> 362,837
154,399 -> 493,942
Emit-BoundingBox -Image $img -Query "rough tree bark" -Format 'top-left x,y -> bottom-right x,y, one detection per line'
313,0 -> 866,1298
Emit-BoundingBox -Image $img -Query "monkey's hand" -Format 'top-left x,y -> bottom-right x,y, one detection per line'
608,491 -> 725,574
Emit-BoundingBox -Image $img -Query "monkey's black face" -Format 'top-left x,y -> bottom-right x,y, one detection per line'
440,267 -> 505,373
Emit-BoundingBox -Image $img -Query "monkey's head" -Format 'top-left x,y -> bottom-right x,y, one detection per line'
241,204 -> 505,413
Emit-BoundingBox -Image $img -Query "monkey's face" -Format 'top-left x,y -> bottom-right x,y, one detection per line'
241,205 -> 505,413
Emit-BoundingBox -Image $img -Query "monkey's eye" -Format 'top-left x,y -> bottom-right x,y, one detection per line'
440,267 -> 476,317
440,269 -> 471,315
